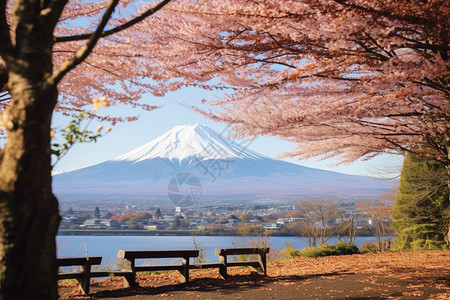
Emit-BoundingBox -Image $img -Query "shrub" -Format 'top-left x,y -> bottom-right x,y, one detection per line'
281,247 -> 301,259
298,242 -> 360,258
359,242 -> 379,253
279,240 -> 300,259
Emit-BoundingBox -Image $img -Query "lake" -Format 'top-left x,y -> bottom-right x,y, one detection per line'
57,235 -> 379,266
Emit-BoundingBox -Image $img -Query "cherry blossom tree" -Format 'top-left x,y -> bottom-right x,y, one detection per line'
140,0 -> 449,187
0,0 -> 170,298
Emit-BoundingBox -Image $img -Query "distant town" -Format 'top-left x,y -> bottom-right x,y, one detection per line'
58,200 -> 392,237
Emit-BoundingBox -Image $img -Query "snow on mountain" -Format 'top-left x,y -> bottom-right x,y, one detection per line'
112,124 -> 264,163
53,124 -> 394,201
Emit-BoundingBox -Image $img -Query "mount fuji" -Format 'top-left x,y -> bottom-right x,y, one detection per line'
53,124 -> 394,201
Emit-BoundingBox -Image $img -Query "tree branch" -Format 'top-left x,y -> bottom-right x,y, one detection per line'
0,61 -> 7,93
55,0 -> 171,43
0,0 -> 12,59
40,0 -> 70,28
332,0 -> 429,25
47,0 -> 121,86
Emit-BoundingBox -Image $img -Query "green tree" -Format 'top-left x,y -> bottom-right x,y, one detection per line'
94,206 -> 100,219
393,155 -> 450,250
172,215 -> 183,230
154,208 -> 162,219
226,214 -> 238,221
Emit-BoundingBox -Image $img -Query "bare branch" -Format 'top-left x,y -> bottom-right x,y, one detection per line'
332,0 -> 430,25
55,0 -> 171,43
47,0 -> 121,86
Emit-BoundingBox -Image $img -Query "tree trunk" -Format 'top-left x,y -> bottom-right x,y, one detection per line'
0,6 -> 61,295
0,72 -> 61,299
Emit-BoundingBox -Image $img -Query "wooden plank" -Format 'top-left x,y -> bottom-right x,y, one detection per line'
85,271 -> 131,277
227,261 -> 261,268
57,272 -> 84,280
134,265 -> 182,272
59,270 -> 134,279
118,249 -> 199,259
57,256 -> 102,266
215,248 -> 269,256
107,270 -> 134,276
190,263 -> 223,269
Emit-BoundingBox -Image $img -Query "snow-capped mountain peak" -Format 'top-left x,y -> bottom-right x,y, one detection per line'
53,124 -> 394,200
111,124 -> 263,163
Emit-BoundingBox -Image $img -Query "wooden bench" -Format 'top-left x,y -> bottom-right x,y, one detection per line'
57,256 -> 102,294
57,256 -> 133,294
214,247 -> 269,279
117,249 -> 199,286
58,247 -> 268,293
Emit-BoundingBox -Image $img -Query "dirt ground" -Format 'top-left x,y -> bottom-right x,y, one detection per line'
58,250 -> 450,300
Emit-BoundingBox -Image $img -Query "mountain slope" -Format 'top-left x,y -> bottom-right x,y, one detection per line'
53,124 -> 394,199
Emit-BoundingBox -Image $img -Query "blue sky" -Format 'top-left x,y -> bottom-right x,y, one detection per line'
51,86 -> 404,177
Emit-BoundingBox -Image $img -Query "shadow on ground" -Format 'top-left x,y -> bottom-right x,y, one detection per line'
59,270 -> 450,300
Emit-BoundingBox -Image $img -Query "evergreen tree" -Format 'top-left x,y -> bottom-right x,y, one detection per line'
94,206 -> 101,219
155,208 -> 162,219
393,155 -> 450,250
172,215 -> 182,230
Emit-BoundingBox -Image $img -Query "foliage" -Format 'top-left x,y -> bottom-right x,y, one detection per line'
51,111 -> 110,167
298,242 -> 360,258
237,225 -> 262,236
231,228 -> 270,262
359,243 -> 380,254
239,213 -> 252,222
280,240 -> 300,259
142,0 -> 449,185
359,199 -> 395,252
154,208 -> 162,219
392,155 -> 450,251
77,213 -> 92,222
289,199 -> 340,248
94,207 -> 101,219
112,212 -> 153,224
226,214 -> 238,221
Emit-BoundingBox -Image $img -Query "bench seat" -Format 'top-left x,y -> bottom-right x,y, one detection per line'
117,249 -> 199,286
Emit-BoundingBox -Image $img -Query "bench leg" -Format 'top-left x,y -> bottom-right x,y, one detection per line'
180,257 -> 190,283
122,259 -> 137,287
257,253 -> 267,276
122,273 -> 136,288
219,254 -> 228,279
78,264 -> 91,294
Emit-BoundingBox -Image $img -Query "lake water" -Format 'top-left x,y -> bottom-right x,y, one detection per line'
57,235 -> 378,266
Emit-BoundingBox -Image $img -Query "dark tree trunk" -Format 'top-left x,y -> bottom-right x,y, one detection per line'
0,78 -> 61,300
0,3 -> 61,298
